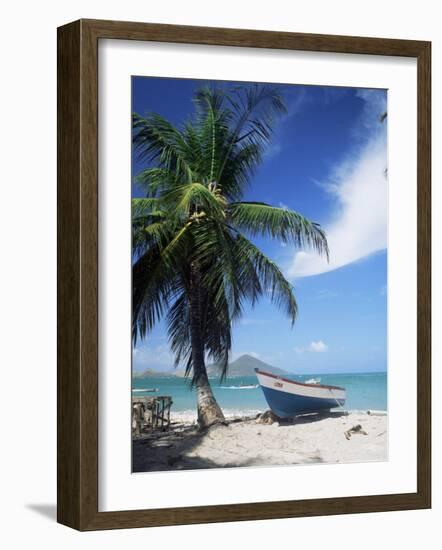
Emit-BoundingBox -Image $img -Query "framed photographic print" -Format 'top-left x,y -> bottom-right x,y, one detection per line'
57,19 -> 431,530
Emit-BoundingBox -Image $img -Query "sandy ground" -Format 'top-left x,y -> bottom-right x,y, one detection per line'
132,411 -> 388,472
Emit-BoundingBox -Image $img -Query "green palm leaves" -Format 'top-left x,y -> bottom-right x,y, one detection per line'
132,84 -> 328,381
230,202 -> 329,254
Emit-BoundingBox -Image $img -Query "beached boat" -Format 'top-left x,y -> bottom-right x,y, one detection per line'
255,369 -> 346,418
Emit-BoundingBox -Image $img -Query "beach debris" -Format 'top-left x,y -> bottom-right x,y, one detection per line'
152,441 -> 173,448
229,417 -> 245,424
256,410 -> 280,425
344,424 -> 368,440
132,395 -> 173,435
132,403 -> 145,436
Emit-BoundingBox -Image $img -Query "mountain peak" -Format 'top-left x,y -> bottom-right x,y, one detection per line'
133,353 -> 287,379
236,353 -> 260,361
208,354 -> 286,377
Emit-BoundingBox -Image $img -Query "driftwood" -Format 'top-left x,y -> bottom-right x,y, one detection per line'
132,395 -> 173,435
344,424 -> 368,440
255,410 -> 281,425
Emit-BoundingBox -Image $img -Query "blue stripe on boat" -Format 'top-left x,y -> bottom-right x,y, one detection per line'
261,386 -> 344,418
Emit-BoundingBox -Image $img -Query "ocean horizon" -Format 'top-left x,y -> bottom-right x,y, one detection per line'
132,372 -> 387,414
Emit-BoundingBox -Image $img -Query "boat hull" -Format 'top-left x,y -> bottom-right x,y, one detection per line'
256,369 -> 346,418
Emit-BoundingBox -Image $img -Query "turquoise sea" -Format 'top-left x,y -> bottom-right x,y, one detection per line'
132,372 -> 387,415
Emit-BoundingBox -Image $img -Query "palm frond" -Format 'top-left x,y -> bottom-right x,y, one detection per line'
203,292 -> 232,381
233,234 -> 298,324
192,221 -> 244,321
132,197 -> 163,219
167,292 -> 192,370
215,143 -> 262,201
132,247 -> 181,344
134,168 -> 174,197
229,202 -> 329,259
216,85 -> 287,186
133,113 -> 194,184
162,182 -> 226,220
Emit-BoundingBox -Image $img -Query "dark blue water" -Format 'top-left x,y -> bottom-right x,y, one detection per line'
132,372 -> 387,414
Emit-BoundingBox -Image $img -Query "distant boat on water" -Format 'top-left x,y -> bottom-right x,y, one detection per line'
220,383 -> 258,390
255,369 -> 346,418
132,388 -> 159,393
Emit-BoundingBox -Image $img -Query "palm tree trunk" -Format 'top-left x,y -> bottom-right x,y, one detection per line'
189,263 -> 226,428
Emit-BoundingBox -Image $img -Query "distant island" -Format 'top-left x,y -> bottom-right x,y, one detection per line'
133,354 -> 287,379
207,354 -> 286,378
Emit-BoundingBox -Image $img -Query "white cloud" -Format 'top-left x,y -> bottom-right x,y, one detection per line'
294,340 -> 328,353
288,91 -> 387,278
309,340 -> 328,352
355,89 -> 388,131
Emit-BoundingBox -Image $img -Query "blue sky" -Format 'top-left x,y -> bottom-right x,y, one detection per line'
132,77 -> 388,374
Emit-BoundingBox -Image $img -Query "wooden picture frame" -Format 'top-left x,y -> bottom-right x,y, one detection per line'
57,18 -> 431,531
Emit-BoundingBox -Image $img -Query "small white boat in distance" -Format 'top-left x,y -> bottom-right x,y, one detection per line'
255,369 -> 346,418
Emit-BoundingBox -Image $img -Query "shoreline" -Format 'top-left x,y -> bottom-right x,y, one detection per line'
168,408 -> 387,423
133,410 -> 388,472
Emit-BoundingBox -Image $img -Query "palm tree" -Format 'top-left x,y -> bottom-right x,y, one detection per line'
132,85 -> 328,428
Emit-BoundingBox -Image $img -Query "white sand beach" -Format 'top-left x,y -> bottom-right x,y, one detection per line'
132,410 -> 387,472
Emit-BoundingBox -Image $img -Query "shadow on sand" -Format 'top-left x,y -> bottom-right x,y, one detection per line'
133,423 -> 242,472
132,411 -> 347,473
281,410 -> 348,426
